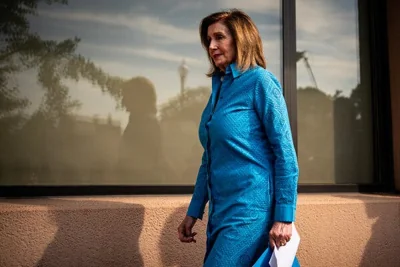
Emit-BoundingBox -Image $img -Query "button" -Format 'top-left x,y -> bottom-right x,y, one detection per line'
220,76 -> 224,81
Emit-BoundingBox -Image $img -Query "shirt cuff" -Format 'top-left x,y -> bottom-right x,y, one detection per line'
187,199 -> 206,220
274,204 -> 296,222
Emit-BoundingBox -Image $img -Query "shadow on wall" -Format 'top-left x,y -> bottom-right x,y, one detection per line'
335,194 -> 400,267
159,205 -> 208,267
39,199 -> 145,267
1,198 -> 145,267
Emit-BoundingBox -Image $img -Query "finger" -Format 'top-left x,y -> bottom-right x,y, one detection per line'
270,231 -> 279,247
282,227 -> 292,242
185,224 -> 192,237
190,232 -> 198,243
179,232 -> 191,242
276,238 -> 282,249
177,224 -> 185,241
277,233 -> 286,249
279,238 -> 287,247
178,231 -> 189,242
269,235 -> 276,249
181,238 -> 191,243
278,233 -> 284,241
178,224 -> 192,243
184,225 -> 196,243
276,233 -> 284,248
269,230 -> 279,249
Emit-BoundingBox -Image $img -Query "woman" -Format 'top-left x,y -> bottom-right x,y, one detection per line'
178,9 -> 299,266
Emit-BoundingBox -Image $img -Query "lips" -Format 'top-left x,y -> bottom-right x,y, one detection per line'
213,54 -> 222,60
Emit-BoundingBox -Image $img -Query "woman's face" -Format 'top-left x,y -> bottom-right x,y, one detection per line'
207,21 -> 235,72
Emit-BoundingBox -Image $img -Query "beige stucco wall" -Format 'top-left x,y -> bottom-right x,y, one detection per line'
388,0 -> 400,192
1,194 -> 399,267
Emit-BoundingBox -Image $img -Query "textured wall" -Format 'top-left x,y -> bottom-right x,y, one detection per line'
0,194 -> 399,267
388,0 -> 400,192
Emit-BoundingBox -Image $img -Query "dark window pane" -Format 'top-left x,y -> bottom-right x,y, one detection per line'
296,0 -> 373,184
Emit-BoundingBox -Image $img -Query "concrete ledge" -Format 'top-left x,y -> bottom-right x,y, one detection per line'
1,193 -> 399,267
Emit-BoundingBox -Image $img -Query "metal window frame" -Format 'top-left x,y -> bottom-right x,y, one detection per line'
368,0 -> 395,192
0,0 -> 394,197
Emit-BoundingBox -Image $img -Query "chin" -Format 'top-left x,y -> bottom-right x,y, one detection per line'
215,63 -> 225,70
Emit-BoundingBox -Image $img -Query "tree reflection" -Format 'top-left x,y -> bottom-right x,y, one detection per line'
298,87 -> 334,183
159,86 -> 210,184
0,0 -> 124,184
298,84 -> 372,184
160,86 -> 210,124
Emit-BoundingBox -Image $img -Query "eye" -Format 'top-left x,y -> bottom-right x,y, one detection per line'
216,34 -> 224,40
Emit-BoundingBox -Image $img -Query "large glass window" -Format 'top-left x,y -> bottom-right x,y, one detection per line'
296,0 -> 373,184
0,0 -> 281,185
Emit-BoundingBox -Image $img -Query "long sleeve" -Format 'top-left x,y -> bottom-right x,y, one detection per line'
254,71 -> 299,222
187,151 -> 209,220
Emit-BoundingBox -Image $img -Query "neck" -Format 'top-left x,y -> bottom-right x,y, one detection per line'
219,62 -> 234,73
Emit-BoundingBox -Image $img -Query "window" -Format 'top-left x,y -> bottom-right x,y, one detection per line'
0,0 -> 393,195
0,0 -> 281,186
296,0 -> 374,184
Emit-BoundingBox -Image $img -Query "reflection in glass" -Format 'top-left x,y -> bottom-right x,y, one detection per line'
296,0 -> 373,184
0,0 -> 281,185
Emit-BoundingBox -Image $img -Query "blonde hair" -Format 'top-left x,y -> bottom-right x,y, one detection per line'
199,9 -> 267,77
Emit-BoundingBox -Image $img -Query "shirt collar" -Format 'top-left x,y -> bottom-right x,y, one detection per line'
215,63 -> 245,79
225,62 -> 244,78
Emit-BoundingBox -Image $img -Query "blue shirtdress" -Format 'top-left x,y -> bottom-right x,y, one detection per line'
187,63 -> 299,266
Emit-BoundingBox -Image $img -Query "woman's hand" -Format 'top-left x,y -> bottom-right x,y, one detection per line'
178,215 -> 198,243
269,221 -> 292,249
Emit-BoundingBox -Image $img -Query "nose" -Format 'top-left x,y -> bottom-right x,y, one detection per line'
209,39 -> 217,50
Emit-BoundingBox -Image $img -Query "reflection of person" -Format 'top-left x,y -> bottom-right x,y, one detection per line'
118,76 -> 163,184
177,9 -> 299,266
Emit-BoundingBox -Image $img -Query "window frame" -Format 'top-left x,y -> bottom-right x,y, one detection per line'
0,0 -> 394,197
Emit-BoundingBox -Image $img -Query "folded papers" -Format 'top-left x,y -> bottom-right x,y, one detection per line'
253,224 -> 300,267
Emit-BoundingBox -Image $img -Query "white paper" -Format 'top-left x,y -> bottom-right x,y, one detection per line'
269,251 -> 278,267
269,224 -> 300,267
